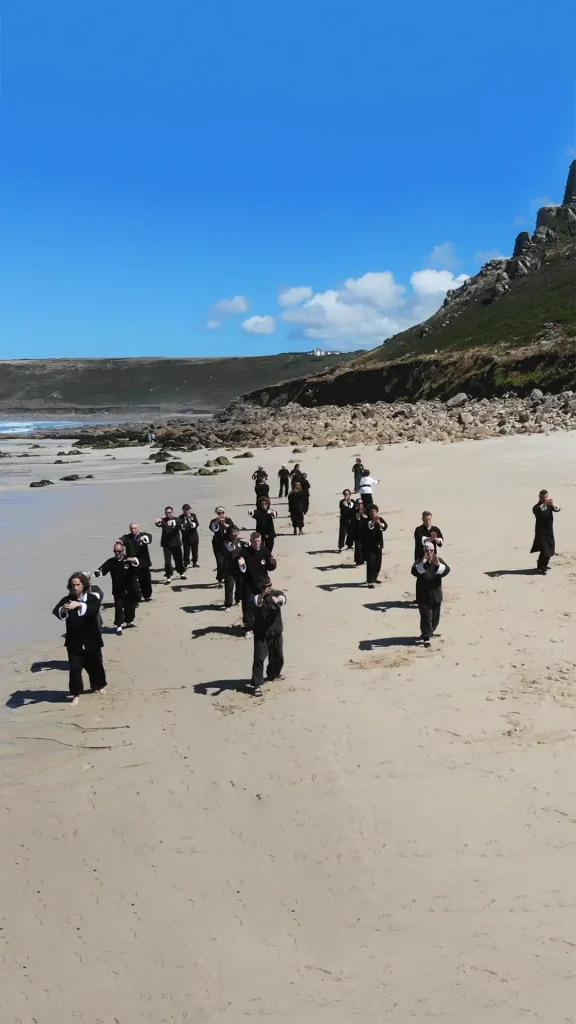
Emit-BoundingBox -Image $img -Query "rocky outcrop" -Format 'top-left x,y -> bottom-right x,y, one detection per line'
563,159 -> 576,205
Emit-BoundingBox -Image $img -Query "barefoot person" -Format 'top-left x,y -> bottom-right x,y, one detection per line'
178,504 -> 200,569
288,481 -> 306,535
411,541 -> 450,648
52,572 -> 107,705
363,505 -> 388,587
121,522 -> 153,601
531,489 -> 561,575
249,577 -> 287,697
413,511 -> 444,562
155,506 -> 187,583
94,541 -> 140,636
249,496 -> 278,552
338,489 -> 355,552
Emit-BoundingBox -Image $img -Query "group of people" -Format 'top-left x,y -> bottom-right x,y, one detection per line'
52,447 -> 561,705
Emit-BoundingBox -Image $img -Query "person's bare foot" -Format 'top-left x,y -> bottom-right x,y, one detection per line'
70,695 -> 79,706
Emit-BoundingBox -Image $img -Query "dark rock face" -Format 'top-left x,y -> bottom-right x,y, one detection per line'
30,479 -> 54,488
563,160 -> 576,205
165,461 -> 190,472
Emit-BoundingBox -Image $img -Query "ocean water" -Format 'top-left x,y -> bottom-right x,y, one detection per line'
0,420 -> 123,435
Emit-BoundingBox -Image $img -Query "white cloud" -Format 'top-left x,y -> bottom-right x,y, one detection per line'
242,314 -> 276,335
279,285 -> 313,307
473,248 -> 504,264
426,241 -> 460,270
213,295 -> 249,314
206,319 -> 221,330
281,268 -> 469,350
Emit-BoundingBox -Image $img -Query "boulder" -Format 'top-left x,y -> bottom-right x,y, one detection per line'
458,411 -> 473,425
292,448 -> 306,453
234,452 -> 254,458
17,453 -> 31,458
197,467 -> 214,476
530,388 -> 544,402
205,460 -> 216,467
30,479 -> 54,488
165,461 -> 190,472
214,456 -> 232,466
60,474 -> 81,481
446,393 -> 469,408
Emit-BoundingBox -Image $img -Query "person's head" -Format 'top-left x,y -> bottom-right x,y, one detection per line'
281,465 -> 287,470
355,457 -> 362,465
369,504 -> 379,519
294,463 -> 300,470
250,532 -> 262,550
215,505 -> 226,518
68,572 -> 89,597
182,503 -> 191,513
355,498 -> 364,510
294,481 -> 302,492
343,489 -> 351,499
229,528 -> 239,543
259,574 -> 272,596
302,472 -> 308,480
165,506 -> 173,517
421,510 -> 432,528
422,540 -> 435,559
129,521 -> 139,535
539,489 -> 548,501
362,468 -> 370,477
113,541 -> 125,560
258,496 -> 270,509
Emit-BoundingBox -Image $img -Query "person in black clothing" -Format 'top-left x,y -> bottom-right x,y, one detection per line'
411,542 -> 450,647
222,528 -> 245,610
249,577 -> 286,696
338,489 -> 355,551
53,572 -> 107,704
121,522 -> 153,600
178,504 -> 200,568
239,532 -> 277,637
413,511 -> 444,562
353,457 -> 365,494
289,463 -> 303,486
362,505 -> 388,587
288,481 -> 306,535
155,506 -> 187,582
209,506 -> 236,586
531,489 -> 561,574
249,496 -> 277,552
94,541 -> 140,635
301,473 -> 311,514
252,467 -> 269,499
353,498 -> 366,566
278,465 -> 290,498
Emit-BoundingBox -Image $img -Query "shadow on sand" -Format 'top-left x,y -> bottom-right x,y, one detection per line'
191,624 -> 244,640
6,688 -> 70,709
193,679 -> 250,696
363,600 -> 418,612
358,636 -> 417,651
484,568 -> 539,578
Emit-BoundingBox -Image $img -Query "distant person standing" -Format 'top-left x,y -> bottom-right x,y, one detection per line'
359,468 -> 379,511
222,528 -> 245,611
278,465 -> 290,498
249,578 -> 287,697
252,466 -> 269,499
338,489 -> 355,552
209,506 -> 236,586
290,463 -> 303,486
362,505 -> 388,588
121,522 -> 153,601
94,541 -> 140,635
53,572 -> 107,705
301,473 -> 311,514
353,457 -> 365,493
531,489 -> 561,575
249,496 -> 278,552
178,504 -> 200,568
411,541 -> 450,647
155,506 -> 187,583
413,511 -> 444,562
288,481 -> 306,535
353,498 -> 366,566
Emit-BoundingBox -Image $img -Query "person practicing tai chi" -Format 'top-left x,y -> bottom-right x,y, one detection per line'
353,498 -> 366,566
94,541 -> 140,635
121,522 -> 153,601
301,473 -> 311,514
288,480 -> 307,535
249,496 -> 278,552
52,572 -> 107,704
362,505 -> 388,587
222,528 -> 245,611
358,467 -> 379,511
239,532 -> 277,638
353,457 -> 365,494
338,489 -> 356,552
531,489 -> 561,575
290,463 -> 303,486
155,506 -> 187,582
278,465 -> 290,498
249,577 -> 286,697
209,506 -> 236,587
178,504 -> 200,568
413,510 -> 444,562
252,466 -> 270,500
411,541 -> 450,647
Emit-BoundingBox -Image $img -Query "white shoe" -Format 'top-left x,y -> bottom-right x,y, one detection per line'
180,574 -> 187,580
164,578 -> 171,585
244,630 -> 253,640
116,626 -> 123,636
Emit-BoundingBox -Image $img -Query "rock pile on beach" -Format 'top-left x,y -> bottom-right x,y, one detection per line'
61,388 -> 576,449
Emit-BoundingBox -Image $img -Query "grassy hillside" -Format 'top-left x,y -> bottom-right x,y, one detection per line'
0,353 -> 353,414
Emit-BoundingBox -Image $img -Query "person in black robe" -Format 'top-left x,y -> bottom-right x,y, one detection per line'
178,504 -> 200,568
301,473 -> 311,514
249,496 -> 277,552
413,511 -> 444,562
94,541 -> 141,635
353,457 -> 365,494
249,577 -> 286,696
222,528 -> 245,611
353,498 -> 366,566
338,489 -> 355,552
277,465 -> 290,498
121,522 -> 153,600
252,467 -> 269,499
155,506 -> 186,582
531,489 -> 561,574
362,505 -> 388,587
289,464 -> 303,485
238,533 -> 277,637
209,506 -> 236,586
53,572 -> 107,703
411,542 -> 450,647
288,481 -> 306,535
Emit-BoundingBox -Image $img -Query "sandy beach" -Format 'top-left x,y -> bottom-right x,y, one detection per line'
2,432 -> 576,1023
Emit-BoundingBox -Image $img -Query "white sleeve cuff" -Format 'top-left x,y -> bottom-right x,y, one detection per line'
132,558 -> 140,567
58,607 -> 68,619
93,570 -> 102,578
435,563 -> 446,575
77,602 -> 87,616
415,563 -> 426,574
141,536 -> 150,544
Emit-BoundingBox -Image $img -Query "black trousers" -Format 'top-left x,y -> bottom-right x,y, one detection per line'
114,592 -> 136,626
224,572 -> 243,608
418,602 -> 441,640
278,480 -> 289,497
251,633 -> 284,687
68,647 -> 107,695
264,534 -> 275,553
242,588 -> 256,631
182,534 -> 199,566
362,492 -> 374,511
164,545 -> 184,578
354,535 -> 364,565
213,545 -> 225,582
537,552 -> 551,571
137,567 -> 152,600
338,519 -> 354,549
365,548 -> 382,584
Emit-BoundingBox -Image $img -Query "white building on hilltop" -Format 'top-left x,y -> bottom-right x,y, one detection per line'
310,347 -> 342,357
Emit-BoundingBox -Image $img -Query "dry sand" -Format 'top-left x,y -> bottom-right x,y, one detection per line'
2,433 -> 576,1023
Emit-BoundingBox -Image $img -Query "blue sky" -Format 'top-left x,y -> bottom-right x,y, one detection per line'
1,1 -> 575,359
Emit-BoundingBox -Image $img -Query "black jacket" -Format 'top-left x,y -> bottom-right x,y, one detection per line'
249,507 -> 277,541
209,516 -> 235,548
252,590 -> 286,638
278,468 -> 290,482
531,502 -> 560,556
223,540 -> 245,575
52,593 -> 103,652
121,532 -> 152,568
96,556 -> 140,597
178,512 -> 200,536
413,524 -> 444,562
411,559 -> 450,605
339,498 -> 356,522
362,516 -> 388,550
241,544 -> 277,591
156,517 -> 182,549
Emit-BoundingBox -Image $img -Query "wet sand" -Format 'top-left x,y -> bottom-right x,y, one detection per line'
2,433 -> 576,1022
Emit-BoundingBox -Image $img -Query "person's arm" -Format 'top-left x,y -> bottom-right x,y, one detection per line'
53,598 -> 68,620
155,518 -> 163,528
412,562 -> 426,576
141,533 -> 152,545
434,560 -> 450,577
209,520 -> 219,533
267,554 -> 278,572
271,592 -> 286,606
93,560 -> 110,579
127,557 -> 140,567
